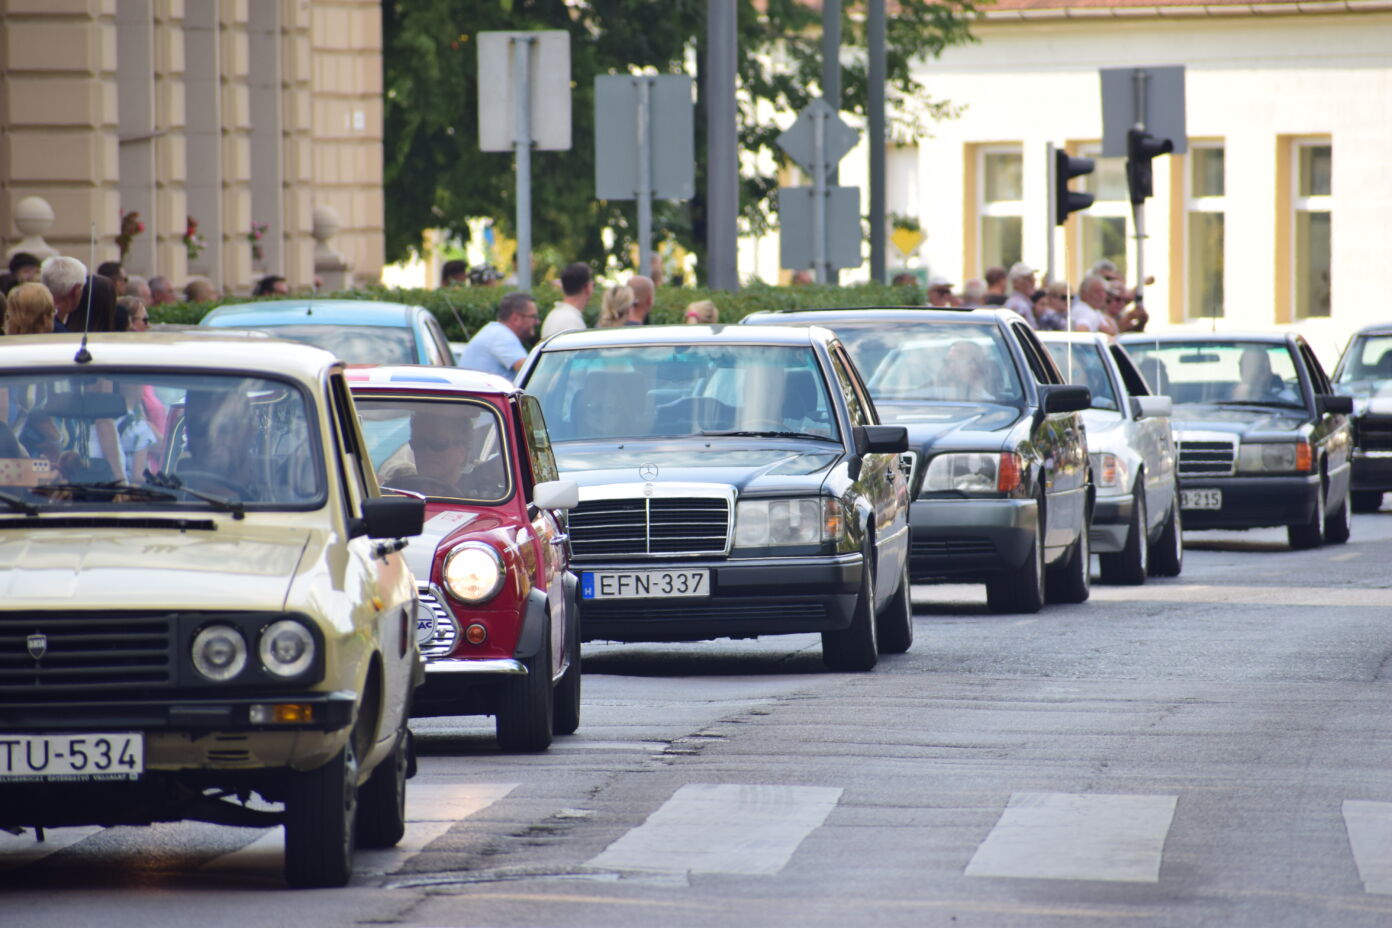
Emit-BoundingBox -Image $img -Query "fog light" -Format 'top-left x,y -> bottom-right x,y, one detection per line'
464,623 -> 488,645
250,703 -> 315,724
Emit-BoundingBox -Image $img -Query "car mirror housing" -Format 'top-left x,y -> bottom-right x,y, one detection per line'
532,479 -> 579,511
1042,384 -> 1092,414
357,495 -> 426,540
1317,394 -> 1353,415
1131,395 -> 1173,419
854,425 -> 909,456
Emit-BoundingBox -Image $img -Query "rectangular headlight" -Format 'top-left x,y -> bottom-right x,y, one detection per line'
921,452 -> 1021,495
735,498 -> 840,547
1090,452 -> 1122,489
1237,442 -> 1311,474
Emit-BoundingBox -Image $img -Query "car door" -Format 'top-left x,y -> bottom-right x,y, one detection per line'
516,394 -> 568,678
1110,343 -> 1177,535
1297,338 -> 1352,505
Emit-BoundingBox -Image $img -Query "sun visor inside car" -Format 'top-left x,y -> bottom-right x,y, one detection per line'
38,392 -> 129,420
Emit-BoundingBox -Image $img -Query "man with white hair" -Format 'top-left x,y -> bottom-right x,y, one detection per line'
39,255 -> 88,332
1069,274 -> 1119,335
148,275 -> 177,306
961,278 -> 989,307
126,274 -> 153,304
1004,262 -> 1038,328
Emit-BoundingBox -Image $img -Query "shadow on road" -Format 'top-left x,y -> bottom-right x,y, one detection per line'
580,646 -> 829,678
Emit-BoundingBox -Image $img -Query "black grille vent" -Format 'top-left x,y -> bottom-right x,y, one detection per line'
0,613 -> 174,693
569,497 -> 729,559
1357,415 -> 1392,452
1178,439 -> 1236,476
911,537 -> 998,558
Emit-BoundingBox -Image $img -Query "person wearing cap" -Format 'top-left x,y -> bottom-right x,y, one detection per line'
1004,262 -> 1039,328
926,274 -> 958,307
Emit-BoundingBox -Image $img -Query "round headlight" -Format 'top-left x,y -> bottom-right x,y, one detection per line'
192,624 -> 248,682
258,619 -> 315,677
443,543 -> 506,603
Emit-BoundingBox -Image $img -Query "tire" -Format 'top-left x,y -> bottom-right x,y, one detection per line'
1325,490 -> 1352,545
1351,490 -> 1382,514
822,547 -> 879,672
986,500 -> 1045,614
356,729 -> 408,849
875,559 -> 914,655
1148,495 -> 1184,578
551,605 -> 582,736
1045,504 -> 1091,604
284,739 -> 358,889
496,618 -> 554,752
1099,487 -> 1147,585
1287,488 -> 1326,550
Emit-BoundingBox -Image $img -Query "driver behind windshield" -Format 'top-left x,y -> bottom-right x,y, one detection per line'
1233,346 -> 1289,402
180,388 -> 263,499
381,407 -> 508,500
938,340 -> 996,402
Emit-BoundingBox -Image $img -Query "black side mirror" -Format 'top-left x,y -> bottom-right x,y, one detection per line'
356,495 -> 425,540
1042,384 -> 1092,414
853,425 -> 909,455
1317,394 -> 1353,415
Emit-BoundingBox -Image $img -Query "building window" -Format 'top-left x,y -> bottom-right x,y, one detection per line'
1077,143 -> 1128,280
1187,144 -> 1225,319
1294,142 -> 1331,319
980,146 -> 1022,272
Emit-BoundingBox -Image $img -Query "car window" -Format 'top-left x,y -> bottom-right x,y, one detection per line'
226,324 -> 417,366
422,313 -> 453,367
519,394 -> 560,487
329,373 -> 371,511
353,395 -> 512,503
1299,342 -> 1332,395
1012,323 -> 1059,385
524,344 -> 840,442
1335,334 -> 1392,386
1122,341 -> 1303,407
1,370 -> 323,510
1109,344 -> 1152,396
832,343 -> 881,424
831,321 -> 1025,409
829,349 -> 869,427
1045,342 -> 1118,411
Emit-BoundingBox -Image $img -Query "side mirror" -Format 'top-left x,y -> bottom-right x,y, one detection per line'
1041,384 -> 1092,414
853,425 -> 909,455
1317,394 -> 1353,415
1131,395 -> 1173,419
358,495 -> 425,540
532,479 -> 579,511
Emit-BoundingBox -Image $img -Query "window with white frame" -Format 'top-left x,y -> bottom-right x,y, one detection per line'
1294,141 -> 1331,319
1077,142 -> 1128,280
1187,144 -> 1225,319
980,146 -> 1022,272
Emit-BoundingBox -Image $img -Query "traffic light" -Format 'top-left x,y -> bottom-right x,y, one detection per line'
1054,150 -> 1095,225
1126,128 -> 1174,204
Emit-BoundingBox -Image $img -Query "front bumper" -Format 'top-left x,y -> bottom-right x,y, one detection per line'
908,497 -> 1037,582
575,553 -> 863,642
1351,450 -> 1392,492
1090,493 -> 1135,553
1178,473 -> 1319,529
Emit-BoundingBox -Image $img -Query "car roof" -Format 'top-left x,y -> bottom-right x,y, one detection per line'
743,306 -> 1011,326
1349,323 -> 1392,338
0,331 -> 340,382
201,299 -> 421,328
346,365 -> 519,396
540,323 -> 828,349
1118,331 -> 1293,346
1037,331 -> 1111,348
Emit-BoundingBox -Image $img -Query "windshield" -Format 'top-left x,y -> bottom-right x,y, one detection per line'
828,322 -> 1024,408
224,324 -> 417,365
1335,335 -> 1392,389
0,371 -> 324,510
355,395 -> 512,503
1044,342 -> 1118,411
525,344 -> 840,443
1123,341 -> 1303,407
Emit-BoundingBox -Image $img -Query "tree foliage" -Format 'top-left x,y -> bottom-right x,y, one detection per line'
383,0 -> 977,280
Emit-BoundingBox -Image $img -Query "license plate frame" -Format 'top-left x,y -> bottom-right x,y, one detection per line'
581,569 -> 711,600
0,732 -> 144,782
1180,488 -> 1222,511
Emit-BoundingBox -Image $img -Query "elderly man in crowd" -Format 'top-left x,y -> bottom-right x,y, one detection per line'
1004,262 -> 1039,328
184,277 -> 219,303
1070,274 -> 1119,335
125,275 -> 152,304
926,274 -> 958,307
148,275 -> 177,306
39,255 -> 88,332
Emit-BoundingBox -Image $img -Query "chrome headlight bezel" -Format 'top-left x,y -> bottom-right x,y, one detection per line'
258,619 -> 316,678
442,542 -> 507,604
191,624 -> 248,682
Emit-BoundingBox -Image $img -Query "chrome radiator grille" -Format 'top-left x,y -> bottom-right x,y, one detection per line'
569,494 -> 732,559
1177,435 -> 1237,476
416,587 -> 458,659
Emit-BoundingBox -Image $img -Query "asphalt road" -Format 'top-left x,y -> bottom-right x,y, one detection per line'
6,512 -> 1392,927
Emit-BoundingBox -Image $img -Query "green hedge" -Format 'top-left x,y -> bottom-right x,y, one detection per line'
152,281 -> 927,342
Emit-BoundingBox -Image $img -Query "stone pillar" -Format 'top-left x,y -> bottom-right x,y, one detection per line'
312,204 -> 349,291
152,0 -> 188,286
219,1 -> 252,295
6,196 -> 59,261
282,0 -> 315,289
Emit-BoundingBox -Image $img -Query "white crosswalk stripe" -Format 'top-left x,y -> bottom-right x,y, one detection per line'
0,825 -> 104,871
587,783 -> 842,876
965,792 -> 1178,883
1343,800 -> 1392,894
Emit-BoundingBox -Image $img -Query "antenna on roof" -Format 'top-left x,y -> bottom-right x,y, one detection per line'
73,220 -> 97,364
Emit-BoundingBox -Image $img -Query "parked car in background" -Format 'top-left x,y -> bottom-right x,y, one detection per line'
1331,323 -> 1392,512
348,366 -> 581,752
1040,332 -> 1182,583
1121,332 -> 1353,549
201,299 -> 456,367
517,324 -> 912,672
0,334 -> 426,888
742,308 -> 1093,614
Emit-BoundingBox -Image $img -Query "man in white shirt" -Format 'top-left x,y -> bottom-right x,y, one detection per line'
1003,262 -> 1039,328
1068,274 -> 1119,336
540,262 -> 593,339
457,291 -> 540,379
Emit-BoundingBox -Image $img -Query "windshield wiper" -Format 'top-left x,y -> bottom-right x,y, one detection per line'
701,429 -> 840,442
142,471 -> 246,519
0,489 -> 39,516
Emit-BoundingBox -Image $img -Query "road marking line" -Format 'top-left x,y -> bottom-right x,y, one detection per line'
1330,552 -> 1363,562
587,783 -> 842,876
0,825 -> 104,870
1089,584 -> 1392,607
966,792 -> 1176,883
1343,800 -> 1392,894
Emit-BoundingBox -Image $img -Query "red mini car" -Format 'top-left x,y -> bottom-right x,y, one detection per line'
348,366 -> 580,751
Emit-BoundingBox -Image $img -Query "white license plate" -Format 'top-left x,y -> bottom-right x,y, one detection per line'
581,569 -> 710,600
0,733 -> 143,782
1180,489 -> 1222,510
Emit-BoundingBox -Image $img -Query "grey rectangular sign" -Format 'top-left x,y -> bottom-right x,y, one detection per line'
778,186 -> 862,271
478,30 -> 571,152
594,75 -> 694,200
1100,65 -> 1187,158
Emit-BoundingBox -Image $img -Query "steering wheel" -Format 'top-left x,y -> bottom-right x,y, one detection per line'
175,469 -> 253,501
386,474 -> 463,498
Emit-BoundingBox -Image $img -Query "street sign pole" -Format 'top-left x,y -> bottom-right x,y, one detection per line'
636,77 -> 653,283
813,108 -> 827,283
512,36 -> 534,289
867,0 -> 886,284
1046,142 -> 1056,284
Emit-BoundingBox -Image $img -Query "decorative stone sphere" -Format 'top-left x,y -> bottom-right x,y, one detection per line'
14,196 -> 55,236
312,204 -> 341,244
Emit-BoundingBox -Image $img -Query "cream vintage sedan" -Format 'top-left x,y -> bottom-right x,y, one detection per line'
0,333 -> 424,888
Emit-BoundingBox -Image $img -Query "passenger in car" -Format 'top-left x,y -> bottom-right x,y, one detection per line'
1233,347 -> 1285,402
939,340 -> 996,402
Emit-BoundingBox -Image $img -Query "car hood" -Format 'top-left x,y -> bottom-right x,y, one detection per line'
553,440 -> 841,495
875,402 -> 1022,453
402,506 -> 510,583
0,525 -> 310,610
1171,403 -> 1308,435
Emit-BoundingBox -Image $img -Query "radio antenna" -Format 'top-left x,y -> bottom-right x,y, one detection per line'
73,220 -> 97,364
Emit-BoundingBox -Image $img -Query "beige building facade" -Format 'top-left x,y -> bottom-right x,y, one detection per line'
0,0 -> 384,294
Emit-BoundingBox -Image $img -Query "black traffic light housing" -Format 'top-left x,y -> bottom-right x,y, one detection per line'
1126,128 -> 1174,204
1054,150 -> 1095,225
